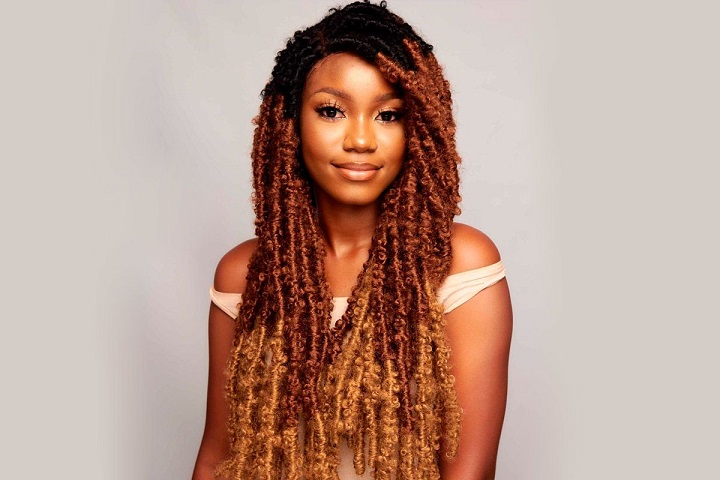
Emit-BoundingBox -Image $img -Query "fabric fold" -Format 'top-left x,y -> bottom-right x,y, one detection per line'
436,260 -> 506,314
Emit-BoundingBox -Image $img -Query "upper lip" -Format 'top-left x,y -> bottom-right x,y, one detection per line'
333,162 -> 381,171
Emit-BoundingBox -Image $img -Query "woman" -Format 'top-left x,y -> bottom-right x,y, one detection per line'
193,2 -> 513,479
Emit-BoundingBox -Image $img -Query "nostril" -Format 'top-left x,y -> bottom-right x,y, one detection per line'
344,130 -> 378,152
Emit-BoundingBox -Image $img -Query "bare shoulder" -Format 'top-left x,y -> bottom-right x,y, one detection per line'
195,239 -> 258,476
213,237 -> 259,294
441,223 -> 511,478
449,222 -> 502,275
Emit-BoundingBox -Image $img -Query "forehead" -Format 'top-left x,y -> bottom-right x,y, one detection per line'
303,52 -> 398,99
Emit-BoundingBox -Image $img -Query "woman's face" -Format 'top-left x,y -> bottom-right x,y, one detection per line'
299,53 -> 406,208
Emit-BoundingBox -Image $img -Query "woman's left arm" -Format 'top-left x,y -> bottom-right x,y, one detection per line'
439,223 -> 514,480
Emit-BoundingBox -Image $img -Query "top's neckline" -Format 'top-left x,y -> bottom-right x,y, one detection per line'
212,261 -> 504,299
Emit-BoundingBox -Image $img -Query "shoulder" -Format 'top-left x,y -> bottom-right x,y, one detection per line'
449,222 -> 502,275
213,237 -> 259,294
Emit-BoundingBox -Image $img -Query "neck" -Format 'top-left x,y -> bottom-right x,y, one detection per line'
315,195 -> 379,259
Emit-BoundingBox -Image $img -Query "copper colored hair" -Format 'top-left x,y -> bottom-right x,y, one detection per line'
216,2 -> 463,479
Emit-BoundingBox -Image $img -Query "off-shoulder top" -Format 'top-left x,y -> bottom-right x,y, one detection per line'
210,260 -> 506,323
208,260 -> 506,479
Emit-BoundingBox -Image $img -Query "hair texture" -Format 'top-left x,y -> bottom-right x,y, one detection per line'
217,2 -> 463,479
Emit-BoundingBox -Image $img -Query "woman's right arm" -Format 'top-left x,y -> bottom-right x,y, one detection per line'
192,239 -> 257,480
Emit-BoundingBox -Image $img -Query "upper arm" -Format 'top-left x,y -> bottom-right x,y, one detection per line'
213,237 -> 259,294
440,223 -> 513,480
193,238 -> 258,479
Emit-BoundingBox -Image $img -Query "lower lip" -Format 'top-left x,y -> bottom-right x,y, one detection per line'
335,167 -> 380,181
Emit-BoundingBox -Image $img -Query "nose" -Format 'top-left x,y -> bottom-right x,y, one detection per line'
343,115 -> 377,153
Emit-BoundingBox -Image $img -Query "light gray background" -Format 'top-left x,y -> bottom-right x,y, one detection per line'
2,1 -> 718,479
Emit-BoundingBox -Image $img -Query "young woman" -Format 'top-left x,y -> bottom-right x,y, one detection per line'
192,2 -> 513,479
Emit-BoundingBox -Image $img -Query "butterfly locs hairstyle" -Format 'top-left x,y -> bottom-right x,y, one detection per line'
218,2 -> 463,479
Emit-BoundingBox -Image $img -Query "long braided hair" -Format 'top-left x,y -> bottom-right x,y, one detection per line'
217,2 -> 463,478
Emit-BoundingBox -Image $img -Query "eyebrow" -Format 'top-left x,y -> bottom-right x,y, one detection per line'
312,87 -> 401,102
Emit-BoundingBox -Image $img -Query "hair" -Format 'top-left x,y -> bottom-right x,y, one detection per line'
217,2 -> 463,479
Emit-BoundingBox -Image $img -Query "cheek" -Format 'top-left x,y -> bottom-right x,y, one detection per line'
300,120 -> 338,163
382,129 -> 406,168
397,132 -> 407,160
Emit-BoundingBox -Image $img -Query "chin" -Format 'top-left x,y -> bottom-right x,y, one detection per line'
337,195 -> 382,207
324,189 -> 385,208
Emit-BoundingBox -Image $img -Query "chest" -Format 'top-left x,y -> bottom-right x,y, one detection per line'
323,249 -> 369,297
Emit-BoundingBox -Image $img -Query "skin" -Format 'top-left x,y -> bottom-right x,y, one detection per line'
300,53 -> 406,293
192,53 -> 513,480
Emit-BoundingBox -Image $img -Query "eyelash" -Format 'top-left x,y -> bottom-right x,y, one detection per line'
376,109 -> 403,123
315,103 -> 404,123
316,102 -> 346,120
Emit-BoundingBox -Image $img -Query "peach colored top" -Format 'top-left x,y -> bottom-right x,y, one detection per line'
208,260 -> 506,478
210,260 -> 506,324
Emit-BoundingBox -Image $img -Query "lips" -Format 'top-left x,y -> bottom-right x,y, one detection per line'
333,162 -> 381,181
334,162 -> 380,171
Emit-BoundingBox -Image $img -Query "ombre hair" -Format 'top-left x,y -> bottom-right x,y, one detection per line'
218,2 -> 463,478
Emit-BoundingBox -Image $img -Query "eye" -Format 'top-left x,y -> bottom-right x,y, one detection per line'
316,103 -> 346,120
377,110 -> 403,123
